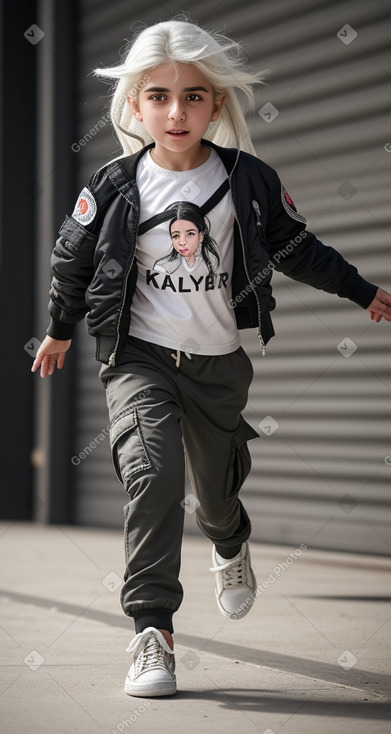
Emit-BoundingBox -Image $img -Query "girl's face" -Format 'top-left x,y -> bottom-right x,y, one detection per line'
128,62 -> 225,170
170,219 -> 204,260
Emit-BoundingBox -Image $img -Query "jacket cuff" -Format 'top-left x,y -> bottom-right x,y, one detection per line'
46,317 -> 76,340
338,276 -> 378,309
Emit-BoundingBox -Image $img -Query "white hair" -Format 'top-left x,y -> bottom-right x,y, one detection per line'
94,19 -> 269,156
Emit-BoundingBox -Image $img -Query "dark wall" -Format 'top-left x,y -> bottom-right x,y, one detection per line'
0,0 -> 78,521
0,1 -> 38,518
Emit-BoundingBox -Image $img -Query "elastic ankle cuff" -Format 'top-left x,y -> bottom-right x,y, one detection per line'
133,608 -> 174,634
215,543 -> 242,559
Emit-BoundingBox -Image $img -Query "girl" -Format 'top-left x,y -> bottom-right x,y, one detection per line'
31,18 -> 391,698
153,201 -> 220,275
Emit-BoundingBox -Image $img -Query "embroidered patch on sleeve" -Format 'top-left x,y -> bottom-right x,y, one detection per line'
284,187 -> 297,211
281,185 -> 307,224
72,187 -> 97,226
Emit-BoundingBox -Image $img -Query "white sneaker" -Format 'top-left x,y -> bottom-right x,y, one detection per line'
124,627 -> 176,697
210,542 -> 257,621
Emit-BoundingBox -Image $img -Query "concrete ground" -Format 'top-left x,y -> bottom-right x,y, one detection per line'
0,521 -> 390,734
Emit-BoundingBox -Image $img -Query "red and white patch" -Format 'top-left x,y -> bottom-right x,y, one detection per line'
281,185 -> 307,224
283,187 -> 297,212
72,187 -> 97,225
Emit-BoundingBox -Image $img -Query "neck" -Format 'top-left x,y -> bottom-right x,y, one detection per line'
150,142 -> 210,171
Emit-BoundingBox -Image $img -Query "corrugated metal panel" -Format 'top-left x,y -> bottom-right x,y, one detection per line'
72,0 -> 391,554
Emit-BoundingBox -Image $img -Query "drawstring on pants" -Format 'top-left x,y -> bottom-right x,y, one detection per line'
170,349 -> 192,368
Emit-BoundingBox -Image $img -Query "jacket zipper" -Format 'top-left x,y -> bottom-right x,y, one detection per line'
229,153 -> 266,356
108,204 -> 140,367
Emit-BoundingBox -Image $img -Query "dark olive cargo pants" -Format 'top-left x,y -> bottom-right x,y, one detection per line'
99,336 -> 258,633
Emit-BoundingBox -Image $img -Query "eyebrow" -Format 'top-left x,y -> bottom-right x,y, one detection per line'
171,228 -> 198,234
144,86 -> 210,94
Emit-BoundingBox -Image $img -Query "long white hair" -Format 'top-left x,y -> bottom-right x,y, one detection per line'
94,19 -> 269,156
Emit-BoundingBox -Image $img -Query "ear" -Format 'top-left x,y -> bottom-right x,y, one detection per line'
210,91 -> 226,122
127,93 -> 143,122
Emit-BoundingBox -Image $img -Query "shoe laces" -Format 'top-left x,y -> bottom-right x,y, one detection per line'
134,635 -> 164,675
126,628 -> 174,674
210,554 -> 247,588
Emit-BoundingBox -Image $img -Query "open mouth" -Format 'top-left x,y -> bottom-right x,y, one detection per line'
167,130 -> 189,136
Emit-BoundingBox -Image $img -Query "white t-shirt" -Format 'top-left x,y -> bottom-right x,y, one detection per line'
128,148 -> 240,355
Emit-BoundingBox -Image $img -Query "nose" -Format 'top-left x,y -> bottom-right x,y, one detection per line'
168,98 -> 185,121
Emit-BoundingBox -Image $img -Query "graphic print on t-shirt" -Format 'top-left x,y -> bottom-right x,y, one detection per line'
153,200 -> 220,277
128,148 -> 241,355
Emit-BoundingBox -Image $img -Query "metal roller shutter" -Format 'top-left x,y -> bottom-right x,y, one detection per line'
71,0 -> 391,554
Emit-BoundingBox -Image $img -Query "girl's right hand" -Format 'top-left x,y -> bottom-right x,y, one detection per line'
31,336 -> 72,379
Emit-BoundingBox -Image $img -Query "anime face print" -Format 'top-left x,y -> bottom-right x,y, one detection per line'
153,201 -> 220,277
170,219 -> 204,270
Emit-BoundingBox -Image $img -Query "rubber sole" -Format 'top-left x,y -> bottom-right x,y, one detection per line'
124,678 -> 177,697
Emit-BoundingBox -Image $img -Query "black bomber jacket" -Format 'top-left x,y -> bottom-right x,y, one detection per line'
47,140 -> 378,365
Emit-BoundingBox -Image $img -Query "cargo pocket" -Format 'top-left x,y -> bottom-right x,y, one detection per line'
109,406 -> 152,490
226,416 -> 259,499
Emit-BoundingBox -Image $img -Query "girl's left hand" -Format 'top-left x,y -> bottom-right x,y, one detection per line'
367,288 -> 391,322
